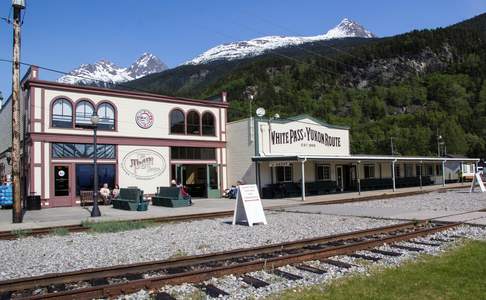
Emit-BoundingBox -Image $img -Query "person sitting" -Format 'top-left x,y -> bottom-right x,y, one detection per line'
170,179 -> 177,187
180,185 -> 192,205
112,184 -> 120,199
99,183 -> 111,205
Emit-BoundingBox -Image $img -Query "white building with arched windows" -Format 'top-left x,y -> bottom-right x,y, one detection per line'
0,67 -> 228,207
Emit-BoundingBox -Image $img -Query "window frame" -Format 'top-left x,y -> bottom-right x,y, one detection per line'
276,165 -> 293,183
75,100 -> 95,127
186,110 -> 201,135
169,109 -> 186,135
364,164 -> 375,179
51,98 -> 73,128
316,164 -> 331,181
96,101 -> 116,131
201,111 -> 216,136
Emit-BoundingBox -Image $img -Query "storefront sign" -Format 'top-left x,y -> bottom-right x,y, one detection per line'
232,184 -> 267,227
122,149 -> 166,180
470,172 -> 486,193
269,162 -> 291,167
271,127 -> 341,147
135,109 -> 154,129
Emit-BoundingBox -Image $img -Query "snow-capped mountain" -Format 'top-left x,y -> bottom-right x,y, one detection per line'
186,18 -> 376,65
58,53 -> 167,86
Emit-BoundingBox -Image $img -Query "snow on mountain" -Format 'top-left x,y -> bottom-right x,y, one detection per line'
185,18 -> 376,65
58,53 -> 167,86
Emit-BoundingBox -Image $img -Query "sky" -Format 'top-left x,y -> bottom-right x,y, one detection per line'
0,0 -> 485,102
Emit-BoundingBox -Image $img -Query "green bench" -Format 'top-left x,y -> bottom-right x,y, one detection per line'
112,188 -> 148,211
151,187 -> 190,208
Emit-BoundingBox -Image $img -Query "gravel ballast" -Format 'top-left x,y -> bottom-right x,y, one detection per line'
0,212 -> 402,281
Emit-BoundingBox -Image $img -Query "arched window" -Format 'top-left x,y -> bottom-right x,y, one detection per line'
202,112 -> 215,136
75,101 -> 94,126
97,103 -> 115,130
170,109 -> 185,134
52,98 -> 73,128
187,111 -> 200,135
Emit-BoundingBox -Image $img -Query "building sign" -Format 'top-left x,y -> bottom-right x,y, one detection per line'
135,109 -> 154,129
257,117 -> 350,157
269,162 -> 291,167
122,149 -> 166,180
232,184 -> 267,227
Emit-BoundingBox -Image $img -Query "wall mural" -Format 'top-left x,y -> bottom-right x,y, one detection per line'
122,149 -> 166,180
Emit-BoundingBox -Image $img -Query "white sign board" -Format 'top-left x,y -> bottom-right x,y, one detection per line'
470,172 -> 486,193
232,184 -> 267,227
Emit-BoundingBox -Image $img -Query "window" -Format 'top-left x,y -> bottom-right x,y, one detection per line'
316,165 -> 331,181
364,165 -> 375,179
405,164 -> 414,177
202,112 -> 215,136
52,98 -> 73,128
171,147 -> 216,160
436,165 -> 442,176
187,111 -> 200,135
97,103 -> 115,130
416,165 -> 422,177
170,109 -> 185,134
75,101 -> 94,126
425,165 -> 434,176
52,143 -> 116,159
276,166 -> 292,182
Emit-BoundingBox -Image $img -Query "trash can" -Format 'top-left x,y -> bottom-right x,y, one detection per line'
26,195 -> 41,210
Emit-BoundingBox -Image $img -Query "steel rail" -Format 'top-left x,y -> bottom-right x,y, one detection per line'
19,221 -> 460,300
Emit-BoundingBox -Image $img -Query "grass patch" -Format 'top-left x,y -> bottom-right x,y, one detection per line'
49,227 -> 70,236
269,240 -> 486,300
11,228 -> 32,239
81,219 -> 155,234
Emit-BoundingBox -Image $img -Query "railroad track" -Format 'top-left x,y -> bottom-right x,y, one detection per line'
0,220 -> 462,300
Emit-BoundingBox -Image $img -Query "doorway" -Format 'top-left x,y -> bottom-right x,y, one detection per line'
51,164 -> 74,206
336,165 -> 344,192
172,164 -> 220,198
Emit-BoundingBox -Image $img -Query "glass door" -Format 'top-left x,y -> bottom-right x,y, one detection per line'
207,164 -> 220,198
52,164 -> 74,206
336,165 -> 344,192
175,164 -> 186,186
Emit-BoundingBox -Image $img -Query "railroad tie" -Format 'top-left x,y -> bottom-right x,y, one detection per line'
369,249 -> 402,257
90,277 -> 110,286
46,283 -> 66,293
241,275 -> 269,288
409,241 -> 441,247
0,291 -> 12,300
197,284 -> 229,298
295,264 -> 327,274
389,244 -> 424,252
124,273 -> 145,281
348,253 -> 382,262
271,269 -> 303,280
430,238 -> 454,243
153,292 -> 176,300
320,259 -> 355,269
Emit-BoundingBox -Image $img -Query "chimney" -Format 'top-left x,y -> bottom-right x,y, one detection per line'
221,91 -> 227,103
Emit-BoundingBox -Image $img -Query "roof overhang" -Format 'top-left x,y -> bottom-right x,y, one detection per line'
252,154 -> 479,163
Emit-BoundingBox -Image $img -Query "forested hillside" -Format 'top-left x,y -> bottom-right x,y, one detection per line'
129,13 -> 486,158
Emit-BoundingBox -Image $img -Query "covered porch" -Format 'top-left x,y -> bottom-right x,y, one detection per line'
252,155 -> 479,200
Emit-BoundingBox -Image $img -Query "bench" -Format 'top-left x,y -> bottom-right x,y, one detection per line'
152,187 -> 190,207
112,188 -> 148,211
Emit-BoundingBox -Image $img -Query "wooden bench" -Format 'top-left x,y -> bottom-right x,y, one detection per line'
152,187 -> 190,207
112,188 -> 148,211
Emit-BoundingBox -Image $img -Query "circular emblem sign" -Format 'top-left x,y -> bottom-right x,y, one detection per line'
122,149 -> 166,180
58,170 -> 66,177
135,109 -> 154,129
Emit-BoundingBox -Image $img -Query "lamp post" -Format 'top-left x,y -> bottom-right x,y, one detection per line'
90,113 -> 101,217
77,113 -> 101,217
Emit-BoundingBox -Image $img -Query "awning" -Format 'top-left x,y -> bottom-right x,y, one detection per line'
252,154 -> 479,163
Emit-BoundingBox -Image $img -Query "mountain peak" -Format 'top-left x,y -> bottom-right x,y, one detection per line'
326,18 -> 376,39
58,53 -> 167,86
185,18 -> 376,65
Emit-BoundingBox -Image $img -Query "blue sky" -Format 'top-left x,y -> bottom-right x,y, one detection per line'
0,0 -> 485,100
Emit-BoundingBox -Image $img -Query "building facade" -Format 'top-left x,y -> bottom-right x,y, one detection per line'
0,67 -> 228,207
227,115 -> 478,199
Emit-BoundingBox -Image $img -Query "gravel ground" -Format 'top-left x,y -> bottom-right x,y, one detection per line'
0,212 -> 402,280
342,190 -> 486,211
134,225 -> 486,300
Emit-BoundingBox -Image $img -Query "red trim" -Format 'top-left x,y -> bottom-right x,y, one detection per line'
29,142 -> 35,194
41,141 -> 45,199
50,96 -> 75,128
30,132 -> 226,148
97,100 -> 118,132
169,108 -> 186,135
41,88 -> 45,132
218,108 -> 222,142
30,87 -> 35,132
171,160 -> 218,165
201,110 -> 217,137
27,79 -> 229,108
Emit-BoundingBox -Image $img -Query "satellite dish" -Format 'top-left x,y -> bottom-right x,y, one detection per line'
256,107 -> 266,117
274,113 -> 280,119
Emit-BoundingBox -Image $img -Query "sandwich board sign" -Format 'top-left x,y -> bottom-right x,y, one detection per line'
232,184 -> 267,226
470,172 -> 486,193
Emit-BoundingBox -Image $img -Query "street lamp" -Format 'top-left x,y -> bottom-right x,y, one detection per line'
76,113 -> 101,217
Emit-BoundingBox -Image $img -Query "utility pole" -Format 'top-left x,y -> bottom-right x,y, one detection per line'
11,0 -> 26,223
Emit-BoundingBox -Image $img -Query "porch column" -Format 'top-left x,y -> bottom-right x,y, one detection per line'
357,161 -> 361,195
442,160 -> 446,187
419,161 -> 423,189
392,160 -> 396,192
301,159 -> 306,201
255,162 -> 261,192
